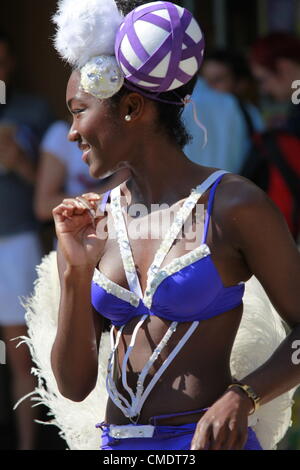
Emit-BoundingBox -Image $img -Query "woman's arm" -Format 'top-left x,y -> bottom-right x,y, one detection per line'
223,177 -> 300,406
50,241 -> 104,402
50,187 -> 108,403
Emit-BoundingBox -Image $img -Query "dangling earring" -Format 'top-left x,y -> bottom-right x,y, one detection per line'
125,115 -> 132,122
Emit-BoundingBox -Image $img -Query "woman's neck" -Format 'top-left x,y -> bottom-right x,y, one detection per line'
123,138 -> 207,210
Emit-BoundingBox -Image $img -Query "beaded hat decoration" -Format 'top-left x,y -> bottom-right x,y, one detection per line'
53,0 -> 125,99
53,0 -> 205,103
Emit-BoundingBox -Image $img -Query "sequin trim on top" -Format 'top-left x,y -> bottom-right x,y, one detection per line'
93,269 -> 140,307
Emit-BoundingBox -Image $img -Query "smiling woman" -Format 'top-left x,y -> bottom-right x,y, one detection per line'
66,66 -> 199,181
19,0 -> 300,451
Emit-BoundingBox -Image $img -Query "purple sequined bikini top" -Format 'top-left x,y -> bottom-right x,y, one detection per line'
91,170 -> 245,327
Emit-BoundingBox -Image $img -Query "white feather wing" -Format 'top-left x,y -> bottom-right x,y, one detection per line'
18,250 -> 110,450
230,275 -> 298,449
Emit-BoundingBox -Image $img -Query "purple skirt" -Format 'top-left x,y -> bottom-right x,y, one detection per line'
97,407 -> 263,451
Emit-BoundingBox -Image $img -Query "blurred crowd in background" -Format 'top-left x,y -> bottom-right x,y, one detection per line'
0,0 -> 299,451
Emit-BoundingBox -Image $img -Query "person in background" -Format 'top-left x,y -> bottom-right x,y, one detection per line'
202,50 -> 252,96
182,76 -> 259,174
201,49 -> 265,140
240,32 -> 300,244
249,32 -> 300,138
0,31 -> 54,449
34,119 -> 131,249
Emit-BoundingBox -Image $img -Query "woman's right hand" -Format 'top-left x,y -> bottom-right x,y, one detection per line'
52,193 -> 108,269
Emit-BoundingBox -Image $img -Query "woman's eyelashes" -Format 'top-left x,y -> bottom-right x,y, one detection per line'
72,108 -> 86,115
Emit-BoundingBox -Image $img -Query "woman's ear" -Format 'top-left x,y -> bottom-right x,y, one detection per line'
121,92 -> 146,122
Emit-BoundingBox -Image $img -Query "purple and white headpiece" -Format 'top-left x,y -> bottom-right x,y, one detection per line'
115,1 -> 204,94
53,0 -> 205,105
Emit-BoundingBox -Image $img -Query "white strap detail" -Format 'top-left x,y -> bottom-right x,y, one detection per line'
144,170 -> 230,296
195,170 -> 230,194
106,316 -> 175,421
106,320 -> 200,422
131,320 -> 200,417
106,325 -> 132,411
110,185 -> 144,299
129,321 -> 178,417
121,315 -> 149,404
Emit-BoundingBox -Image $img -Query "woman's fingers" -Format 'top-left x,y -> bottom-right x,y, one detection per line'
80,193 -> 108,215
209,422 -> 231,450
75,196 -> 96,216
220,420 -> 241,450
190,420 -> 212,450
61,198 -> 92,213
79,193 -> 101,210
53,203 -> 74,223
81,192 -> 101,200
62,197 -> 88,207
190,419 -> 248,451
53,200 -> 92,223
191,420 -> 226,450
53,194 -> 107,227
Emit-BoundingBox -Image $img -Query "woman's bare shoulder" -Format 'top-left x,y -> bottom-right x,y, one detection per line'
212,171 -> 287,249
215,172 -> 271,215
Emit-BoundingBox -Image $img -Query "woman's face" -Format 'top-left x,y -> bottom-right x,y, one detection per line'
66,70 -> 129,179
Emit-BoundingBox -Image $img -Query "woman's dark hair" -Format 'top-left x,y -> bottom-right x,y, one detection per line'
115,0 -> 151,13
111,0 -> 199,148
109,75 -> 198,148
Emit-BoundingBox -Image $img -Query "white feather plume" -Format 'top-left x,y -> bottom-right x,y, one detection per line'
52,0 -> 124,68
15,250 -> 298,450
